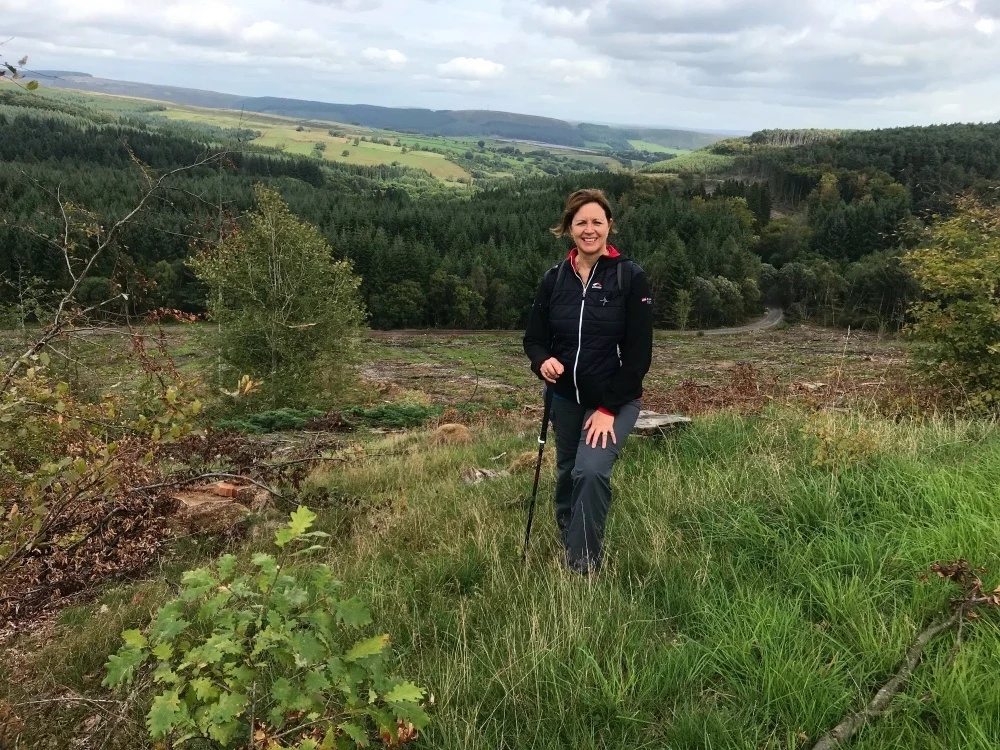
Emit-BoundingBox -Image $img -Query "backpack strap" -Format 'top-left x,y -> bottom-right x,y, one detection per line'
545,259 -> 570,300
617,259 -> 635,299
555,258 -> 569,291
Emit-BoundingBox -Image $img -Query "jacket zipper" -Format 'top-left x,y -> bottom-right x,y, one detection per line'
572,260 -> 598,404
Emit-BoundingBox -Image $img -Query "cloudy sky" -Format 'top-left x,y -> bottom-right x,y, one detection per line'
2,0 -> 1000,132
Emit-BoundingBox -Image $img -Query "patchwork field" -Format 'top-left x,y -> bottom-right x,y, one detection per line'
159,106 -> 472,181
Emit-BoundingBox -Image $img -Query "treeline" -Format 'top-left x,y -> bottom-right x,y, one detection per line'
743,123 -> 1000,326
8,92 -> 998,334
643,120 -> 1000,328
0,103 -> 765,331
739,122 -> 1000,214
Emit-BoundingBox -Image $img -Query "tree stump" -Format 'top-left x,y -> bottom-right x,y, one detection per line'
633,410 -> 692,437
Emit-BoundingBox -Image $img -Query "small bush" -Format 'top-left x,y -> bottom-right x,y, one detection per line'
104,507 -> 429,747
903,195 -> 1000,411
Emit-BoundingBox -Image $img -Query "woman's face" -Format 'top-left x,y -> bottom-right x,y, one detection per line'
570,201 -> 612,256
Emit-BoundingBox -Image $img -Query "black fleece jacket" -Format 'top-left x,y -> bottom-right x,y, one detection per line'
523,249 -> 653,414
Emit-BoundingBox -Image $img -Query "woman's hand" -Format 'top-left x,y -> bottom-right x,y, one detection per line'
539,357 -> 564,384
584,410 -> 616,449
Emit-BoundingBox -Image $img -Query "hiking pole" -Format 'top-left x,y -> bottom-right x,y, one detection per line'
522,385 -> 554,563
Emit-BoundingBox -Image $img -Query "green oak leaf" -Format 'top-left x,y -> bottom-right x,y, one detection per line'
147,690 -> 185,738
384,681 -> 425,704
274,505 -> 317,547
345,634 -> 389,662
121,629 -> 148,649
336,598 -> 372,628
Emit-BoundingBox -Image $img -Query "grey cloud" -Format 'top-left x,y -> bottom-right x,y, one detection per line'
520,0 -> 1000,104
605,0 -> 817,35
974,0 -> 1000,16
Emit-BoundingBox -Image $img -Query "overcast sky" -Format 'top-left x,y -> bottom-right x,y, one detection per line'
3,0 -> 1000,132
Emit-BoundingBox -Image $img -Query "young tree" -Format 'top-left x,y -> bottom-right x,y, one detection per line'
903,195 -> 1000,411
189,184 -> 366,406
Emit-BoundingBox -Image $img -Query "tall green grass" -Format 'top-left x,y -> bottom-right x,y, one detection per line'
9,409 -> 1000,748
295,409 -> 1000,748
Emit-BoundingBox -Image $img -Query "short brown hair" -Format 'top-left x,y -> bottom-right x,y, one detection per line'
550,189 -> 615,238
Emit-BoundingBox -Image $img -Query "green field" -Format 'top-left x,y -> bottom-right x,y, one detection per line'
628,140 -> 690,155
644,148 -> 737,175
159,106 -> 472,181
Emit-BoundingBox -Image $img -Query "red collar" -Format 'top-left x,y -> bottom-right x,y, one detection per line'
568,244 -> 620,273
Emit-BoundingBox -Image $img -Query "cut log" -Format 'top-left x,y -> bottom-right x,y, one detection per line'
169,489 -> 250,535
633,411 -> 692,437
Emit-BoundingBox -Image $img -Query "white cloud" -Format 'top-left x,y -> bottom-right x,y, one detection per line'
362,47 -> 407,66
858,53 -> 906,67
976,18 -> 997,34
549,58 -> 609,83
437,56 -> 505,79
529,5 -> 592,33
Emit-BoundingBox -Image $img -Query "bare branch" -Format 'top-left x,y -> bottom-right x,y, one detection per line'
131,472 -> 284,499
1,150 -> 230,395
57,183 -> 76,283
811,610 -> 963,750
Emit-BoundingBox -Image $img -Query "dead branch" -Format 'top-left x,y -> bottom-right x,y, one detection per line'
813,559 -> 1000,749
131,471 -> 284,499
1,151 -> 228,395
811,610 -> 962,750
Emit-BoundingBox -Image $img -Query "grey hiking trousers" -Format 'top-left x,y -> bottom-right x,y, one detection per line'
548,392 -> 641,574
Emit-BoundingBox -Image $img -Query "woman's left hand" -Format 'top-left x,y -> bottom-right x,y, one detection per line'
584,410 -> 617,449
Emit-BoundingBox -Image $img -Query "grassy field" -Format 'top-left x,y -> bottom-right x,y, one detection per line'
158,104 -> 625,180
6,325 -> 1000,748
644,149 -> 738,175
629,140 -> 690,155
159,106 -> 472,181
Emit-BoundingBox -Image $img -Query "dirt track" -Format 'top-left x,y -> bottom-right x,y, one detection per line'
365,307 -> 785,339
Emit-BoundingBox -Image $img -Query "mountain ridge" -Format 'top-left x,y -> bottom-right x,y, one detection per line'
35,71 -> 724,151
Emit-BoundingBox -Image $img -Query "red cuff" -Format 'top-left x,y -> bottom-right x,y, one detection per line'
597,407 -> 615,417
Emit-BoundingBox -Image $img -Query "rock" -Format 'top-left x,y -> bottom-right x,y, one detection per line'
797,381 -> 827,392
431,423 -> 472,446
633,411 -> 692,437
461,467 -> 509,485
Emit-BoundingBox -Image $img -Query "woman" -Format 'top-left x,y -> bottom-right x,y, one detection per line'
523,188 -> 653,575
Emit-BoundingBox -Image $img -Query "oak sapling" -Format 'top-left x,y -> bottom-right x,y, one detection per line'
104,505 -> 430,748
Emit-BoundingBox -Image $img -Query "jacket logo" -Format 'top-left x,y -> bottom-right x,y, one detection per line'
600,296 -> 609,306
591,282 -> 602,290
641,297 -> 653,305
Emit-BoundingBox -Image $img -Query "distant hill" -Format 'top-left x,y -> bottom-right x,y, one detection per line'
37,73 -> 723,152
32,70 -> 94,79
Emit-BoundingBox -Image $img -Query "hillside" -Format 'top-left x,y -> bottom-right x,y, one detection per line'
8,323 -> 1000,748
35,71 -> 722,151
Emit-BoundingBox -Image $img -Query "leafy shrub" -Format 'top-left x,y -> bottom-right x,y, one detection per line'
104,506 -> 429,748
902,195 -> 1000,411
189,185 -> 366,408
